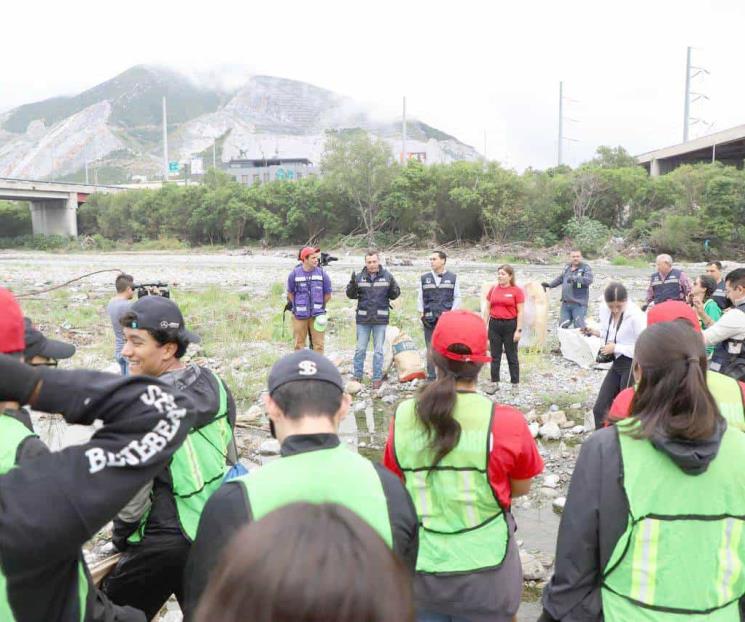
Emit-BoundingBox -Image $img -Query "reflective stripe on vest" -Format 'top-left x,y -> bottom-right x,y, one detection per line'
128,371 -> 233,543
601,420 -> 745,620
393,394 -> 509,574
355,270 -> 393,324
707,371 -> 745,429
236,444 -> 393,546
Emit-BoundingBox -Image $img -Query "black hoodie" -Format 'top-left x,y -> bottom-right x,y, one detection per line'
539,421 -> 728,622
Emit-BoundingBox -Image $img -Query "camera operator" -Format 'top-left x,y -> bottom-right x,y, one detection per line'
286,247 -> 332,354
107,274 -> 134,375
583,283 -> 646,429
418,250 -> 460,381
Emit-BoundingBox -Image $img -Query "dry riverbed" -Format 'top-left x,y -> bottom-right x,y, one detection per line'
0,249 -> 716,621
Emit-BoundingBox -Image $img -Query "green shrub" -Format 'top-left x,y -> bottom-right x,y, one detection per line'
649,214 -> 701,259
563,217 -> 610,256
0,202 -> 32,237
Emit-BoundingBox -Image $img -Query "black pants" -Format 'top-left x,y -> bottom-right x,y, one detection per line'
102,534 -> 191,621
489,318 -> 519,384
592,355 -> 633,428
423,322 -> 436,380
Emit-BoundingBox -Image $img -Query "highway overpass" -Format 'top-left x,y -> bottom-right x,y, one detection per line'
0,178 -> 125,237
638,124 -> 745,176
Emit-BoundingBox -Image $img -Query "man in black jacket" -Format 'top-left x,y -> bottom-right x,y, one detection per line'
181,350 -> 418,620
102,296 -> 237,620
0,353 -> 195,622
346,250 -> 401,390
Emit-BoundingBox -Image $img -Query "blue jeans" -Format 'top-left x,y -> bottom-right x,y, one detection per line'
559,302 -> 587,328
417,612 -> 471,622
117,356 -> 129,376
353,324 -> 387,380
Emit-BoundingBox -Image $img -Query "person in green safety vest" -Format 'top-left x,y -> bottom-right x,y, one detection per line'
181,349 -> 419,621
383,309 -> 544,622
102,296 -> 237,621
541,320 -> 745,622
0,287 -> 197,622
193,502 -> 415,622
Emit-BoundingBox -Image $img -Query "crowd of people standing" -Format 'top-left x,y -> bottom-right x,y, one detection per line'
2,246 -> 745,622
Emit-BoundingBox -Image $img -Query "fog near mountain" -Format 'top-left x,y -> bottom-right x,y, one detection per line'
0,65 -> 478,182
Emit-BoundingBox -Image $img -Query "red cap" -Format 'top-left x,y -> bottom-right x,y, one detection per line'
647,301 -> 701,333
299,246 -> 319,261
431,310 -> 492,363
0,287 -> 25,353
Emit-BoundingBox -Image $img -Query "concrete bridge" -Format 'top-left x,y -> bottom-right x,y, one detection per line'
0,178 -> 125,237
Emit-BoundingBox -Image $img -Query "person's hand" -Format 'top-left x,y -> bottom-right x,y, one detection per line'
350,270 -> 356,282
581,326 -> 600,337
692,297 -> 705,317
541,282 -> 550,290
600,342 -> 615,356
0,354 -> 42,405
513,328 -> 523,342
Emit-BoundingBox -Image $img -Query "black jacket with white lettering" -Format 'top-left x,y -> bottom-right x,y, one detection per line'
0,369 -> 195,622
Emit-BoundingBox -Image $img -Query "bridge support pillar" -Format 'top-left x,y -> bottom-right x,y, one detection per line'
649,158 -> 661,177
29,193 -> 78,237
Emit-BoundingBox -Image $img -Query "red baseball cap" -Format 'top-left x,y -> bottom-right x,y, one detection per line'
431,310 -> 492,363
299,246 -> 319,261
647,301 -> 700,333
0,287 -> 25,353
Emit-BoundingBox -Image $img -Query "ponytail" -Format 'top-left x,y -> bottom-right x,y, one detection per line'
414,345 -> 482,466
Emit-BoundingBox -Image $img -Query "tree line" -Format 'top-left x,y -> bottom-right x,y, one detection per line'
2,132 -> 744,259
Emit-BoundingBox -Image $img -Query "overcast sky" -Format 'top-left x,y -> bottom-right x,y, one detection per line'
3,0 -> 744,170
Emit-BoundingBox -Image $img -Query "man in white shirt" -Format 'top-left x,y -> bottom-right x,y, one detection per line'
418,251 -> 461,380
704,268 -> 745,380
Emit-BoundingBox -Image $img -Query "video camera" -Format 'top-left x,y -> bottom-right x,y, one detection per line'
297,248 -> 338,268
134,283 -> 171,299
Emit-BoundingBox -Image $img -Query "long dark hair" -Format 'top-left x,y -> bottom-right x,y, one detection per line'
604,282 -> 628,303
415,344 -> 483,466
629,321 -> 722,440
194,503 -> 413,622
697,274 -> 717,301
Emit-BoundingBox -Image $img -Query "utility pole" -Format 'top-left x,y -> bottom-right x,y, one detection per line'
558,81 -> 564,166
84,158 -> 89,185
212,140 -> 217,169
483,130 -> 487,161
162,96 -> 169,181
402,96 -> 407,164
683,47 -> 691,143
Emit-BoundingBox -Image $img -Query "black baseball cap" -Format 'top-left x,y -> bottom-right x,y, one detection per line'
24,318 -> 76,360
127,296 -> 201,343
268,350 -> 344,395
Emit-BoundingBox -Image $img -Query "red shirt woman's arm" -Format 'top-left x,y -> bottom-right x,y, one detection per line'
487,406 -> 544,507
382,417 -> 404,480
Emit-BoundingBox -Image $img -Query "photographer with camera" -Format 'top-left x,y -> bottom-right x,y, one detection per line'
418,251 -> 460,381
584,283 -> 646,428
107,273 -> 135,375
286,247 -> 332,354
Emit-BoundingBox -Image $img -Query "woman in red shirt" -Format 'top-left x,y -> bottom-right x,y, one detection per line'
485,264 -> 524,387
383,310 -> 543,622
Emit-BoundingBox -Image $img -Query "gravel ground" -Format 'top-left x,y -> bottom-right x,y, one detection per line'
2,249 -> 725,621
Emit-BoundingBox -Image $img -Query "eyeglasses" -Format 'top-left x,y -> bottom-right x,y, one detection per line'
29,360 -> 58,367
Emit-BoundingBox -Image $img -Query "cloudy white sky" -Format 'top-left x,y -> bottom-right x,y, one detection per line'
3,0 -> 743,170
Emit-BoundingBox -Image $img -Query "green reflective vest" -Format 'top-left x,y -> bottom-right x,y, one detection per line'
237,443 -> 393,547
602,419 -> 745,621
129,371 -> 233,543
393,394 -> 509,574
0,414 -> 90,622
708,370 -> 745,429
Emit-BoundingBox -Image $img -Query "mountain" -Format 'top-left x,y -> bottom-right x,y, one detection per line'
0,65 -> 479,182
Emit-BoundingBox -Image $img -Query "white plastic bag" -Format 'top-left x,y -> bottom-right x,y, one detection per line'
558,327 -> 604,369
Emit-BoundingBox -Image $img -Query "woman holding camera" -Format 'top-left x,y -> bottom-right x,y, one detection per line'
586,283 -> 646,428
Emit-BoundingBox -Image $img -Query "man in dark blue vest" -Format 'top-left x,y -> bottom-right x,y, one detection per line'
706,261 -> 732,310
418,250 -> 460,380
705,268 -> 745,380
346,251 -> 400,390
646,253 -> 692,306
287,247 -> 332,354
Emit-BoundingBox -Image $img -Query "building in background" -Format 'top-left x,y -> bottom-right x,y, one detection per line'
224,157 -> 316,186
